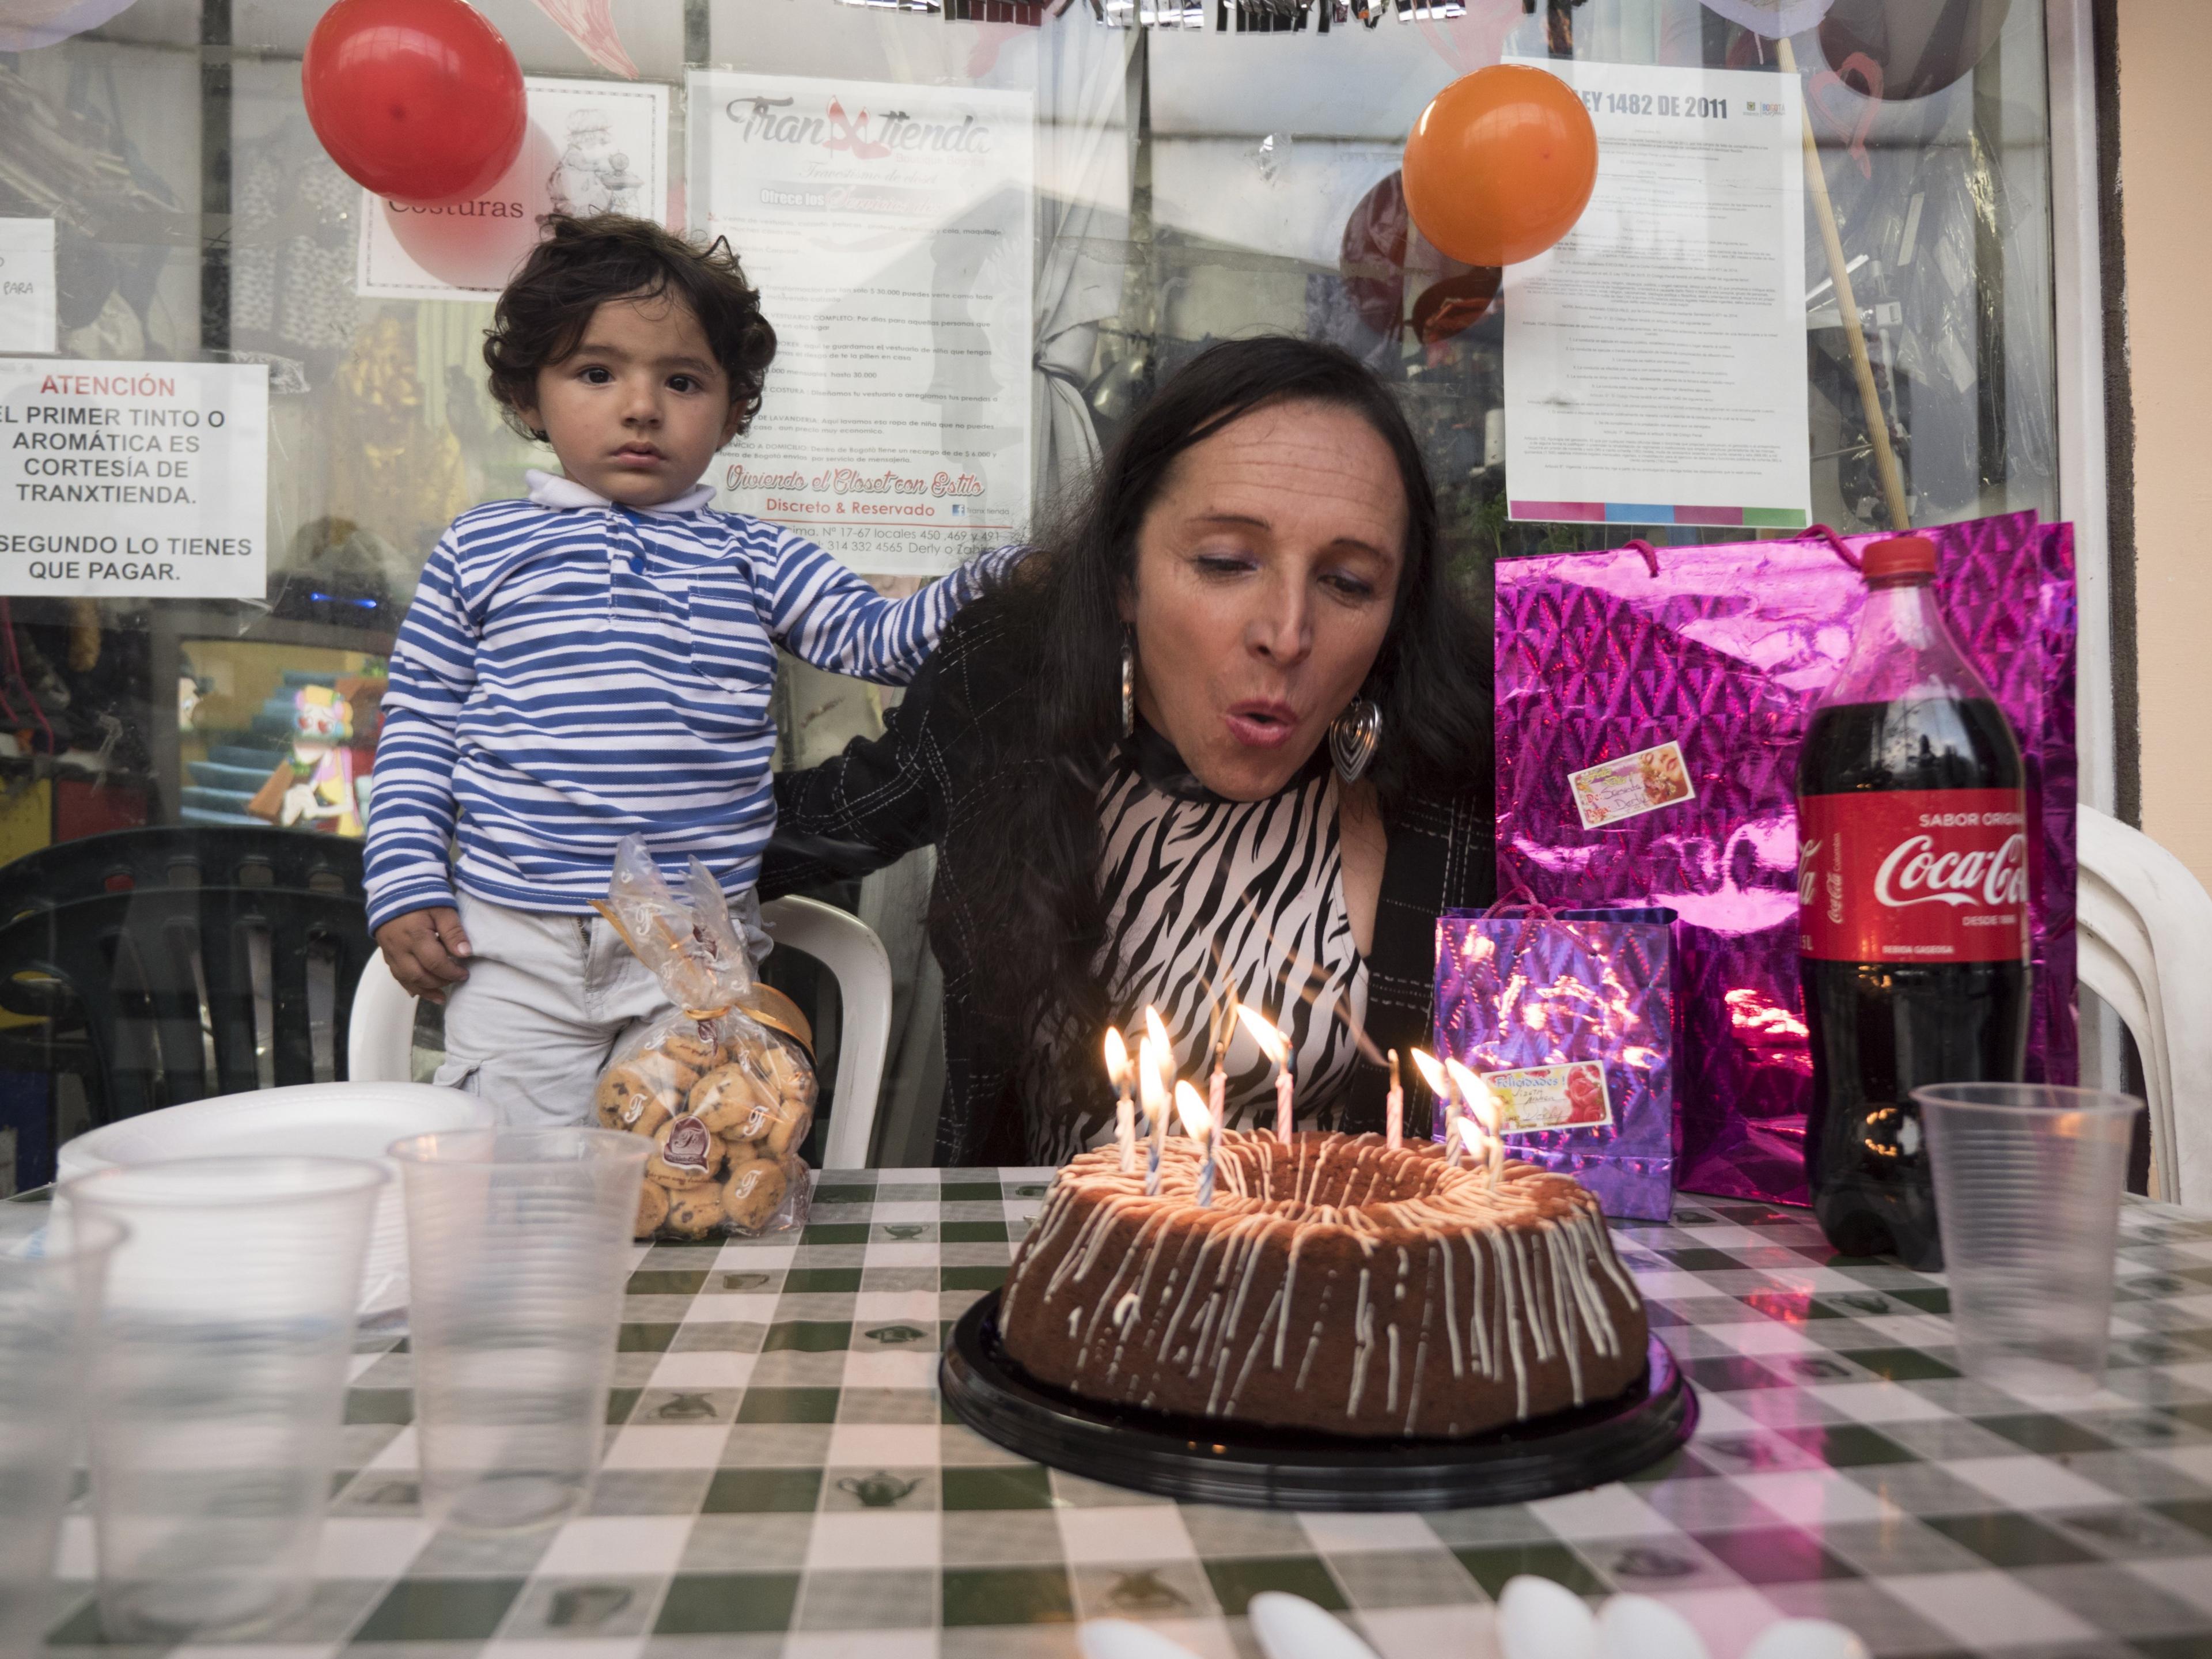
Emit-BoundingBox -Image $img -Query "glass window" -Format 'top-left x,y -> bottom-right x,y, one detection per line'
0,0 -> 2062,1183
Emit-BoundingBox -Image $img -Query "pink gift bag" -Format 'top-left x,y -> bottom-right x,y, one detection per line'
1493,513 -> 2077,1206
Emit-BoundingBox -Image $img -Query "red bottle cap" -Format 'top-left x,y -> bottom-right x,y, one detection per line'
1861,535 -> 1937,581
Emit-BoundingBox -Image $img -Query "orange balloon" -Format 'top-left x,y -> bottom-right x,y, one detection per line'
1402,64 -> 1599,268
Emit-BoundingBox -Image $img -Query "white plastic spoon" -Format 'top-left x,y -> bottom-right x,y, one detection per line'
1495,1574 -> 1598,1659
1595,1594 -> 1711,1659
1743,1618 -> 1872,1659
1248,1592 -> 1381,1659
1077,1618 -> 1207,1659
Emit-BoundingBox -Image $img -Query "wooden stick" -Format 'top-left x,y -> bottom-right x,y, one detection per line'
1777,36 -> 1911,534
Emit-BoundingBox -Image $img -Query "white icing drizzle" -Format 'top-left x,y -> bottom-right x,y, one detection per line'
1347,1265 -> 1376,1417
1403,1290 -> 1435,1435
1508,1229 -> 1551,1363
1223,1284 -> 1283,1416
1465,1232 -> 1493,1379
1440,1240 -> 1464,1380
1544,1226 -> 1584,1404
1488,1230 -> 1529,1418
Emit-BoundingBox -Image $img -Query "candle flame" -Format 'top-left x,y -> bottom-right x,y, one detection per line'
1143,1005 -> 1172,1074
1233,1002 -> 1290,1065
1456,1114 -> 1487,1158
1214,989 -> 1239,1066
1445,1058 -> 1498,1131
1137,1036 -> 1169,1124
1408,1047 -> 1450,1099
1174,1078 -> 1212,1139
1103,1027 -> 1129,1086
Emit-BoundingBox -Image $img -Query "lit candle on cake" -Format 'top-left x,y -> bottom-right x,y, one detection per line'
1175,1078 -> 1217,1207
1445,1057 -> 1503,1188
1208,994 -> 1232,1144
1104,1027 -> 1135,1173
1408,1048 -> 1453,1153
1138,1024 -> 1171,1196
1455,1113 -> 1487,1173
1233,1003 -> 1294,1144
1386,1049 -> 1404,1152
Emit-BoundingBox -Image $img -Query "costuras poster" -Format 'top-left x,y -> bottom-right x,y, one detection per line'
356,77 -> 671,301
690,73 -> 1035,577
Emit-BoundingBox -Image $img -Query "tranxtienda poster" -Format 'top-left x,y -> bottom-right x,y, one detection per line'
690,73 -> 1035,577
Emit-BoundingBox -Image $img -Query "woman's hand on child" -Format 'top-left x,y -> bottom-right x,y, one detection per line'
376,907 -> 473,1003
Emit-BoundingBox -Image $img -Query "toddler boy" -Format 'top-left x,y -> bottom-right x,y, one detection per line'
366,215 -> 1006,1125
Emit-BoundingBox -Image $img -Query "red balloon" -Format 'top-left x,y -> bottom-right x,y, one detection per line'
1339,172 -> 1499,343
304,0 -> 527,206
1339,172 -> 1412,339
1402,63 -> 1599,268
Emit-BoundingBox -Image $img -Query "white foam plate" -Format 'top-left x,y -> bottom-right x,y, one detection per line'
56,1083 -> 493,1317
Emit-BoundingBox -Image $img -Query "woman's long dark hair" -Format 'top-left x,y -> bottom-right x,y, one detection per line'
944,335 -> 1492,1115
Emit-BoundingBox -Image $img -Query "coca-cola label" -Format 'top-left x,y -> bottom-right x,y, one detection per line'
1797,788 -> 2029,964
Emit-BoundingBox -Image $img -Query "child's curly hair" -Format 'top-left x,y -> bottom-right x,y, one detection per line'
483,214 -> 778,441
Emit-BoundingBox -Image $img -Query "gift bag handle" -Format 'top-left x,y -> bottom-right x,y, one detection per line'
1482,881 -> 1557,922
1479,883 -> 1563,968
1620,524 -> 1862,574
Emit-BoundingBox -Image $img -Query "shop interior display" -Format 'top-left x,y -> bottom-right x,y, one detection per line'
1819,0 -> 2012,103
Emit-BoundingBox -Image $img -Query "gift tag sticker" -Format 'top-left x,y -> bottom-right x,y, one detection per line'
1484,1061 -> 1613,1134
1569,740 -> 1694,830
663,1114 -> 714,1175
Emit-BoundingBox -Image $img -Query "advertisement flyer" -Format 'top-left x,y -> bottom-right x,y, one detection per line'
0,219 -> 56,355
356,77 -> 671,301
690,72 -> 1034,577
0,359 -> 268,599
1503,59 -> 1810,530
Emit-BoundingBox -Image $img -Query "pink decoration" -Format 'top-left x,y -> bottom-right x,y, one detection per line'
0,0 -> 137,51
529,0 -> 638,78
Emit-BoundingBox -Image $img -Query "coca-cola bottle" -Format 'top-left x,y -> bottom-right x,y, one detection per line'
1794,535 -> 2031,1269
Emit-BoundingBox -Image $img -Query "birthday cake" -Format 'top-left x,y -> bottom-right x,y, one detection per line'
997,1132 -> 1649,1440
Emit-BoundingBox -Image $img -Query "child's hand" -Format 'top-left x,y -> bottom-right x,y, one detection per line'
376,907 -> 472,1003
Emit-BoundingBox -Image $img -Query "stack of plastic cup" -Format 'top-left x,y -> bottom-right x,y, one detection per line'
1916,1082 -> 2146,1399
389,1128 -> 648,1532
62,1157 -> 386,1643
0,1210 -> 123,1659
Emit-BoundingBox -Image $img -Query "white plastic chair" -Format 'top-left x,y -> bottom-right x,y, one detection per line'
2077,804 -> 2212,1209
346,895 -> 894,1169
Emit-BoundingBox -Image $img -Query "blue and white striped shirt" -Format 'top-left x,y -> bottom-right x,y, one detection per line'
364,472 -> 1006,932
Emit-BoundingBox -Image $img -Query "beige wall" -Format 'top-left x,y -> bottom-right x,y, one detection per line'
2117,0 -> 2212,885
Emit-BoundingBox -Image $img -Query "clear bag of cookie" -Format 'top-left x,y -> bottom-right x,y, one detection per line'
589,838 -> 817,1240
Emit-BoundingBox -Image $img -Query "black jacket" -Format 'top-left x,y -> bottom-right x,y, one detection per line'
761,611 -> 1494,1164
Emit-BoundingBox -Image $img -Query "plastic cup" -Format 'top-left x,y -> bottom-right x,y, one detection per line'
61,1157 -> 386,1643
0,1210 -> 124,1659
389,1128 -> 649,1532
1916,1082 -> 2145,1399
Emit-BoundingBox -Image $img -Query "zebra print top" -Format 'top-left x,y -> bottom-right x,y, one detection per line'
1027,729 -> 1369,1164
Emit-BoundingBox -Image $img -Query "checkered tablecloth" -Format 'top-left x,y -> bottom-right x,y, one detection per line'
44,1171 -> 2212,1658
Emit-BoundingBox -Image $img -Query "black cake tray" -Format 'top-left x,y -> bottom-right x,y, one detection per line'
941,1290 -> 1696,1512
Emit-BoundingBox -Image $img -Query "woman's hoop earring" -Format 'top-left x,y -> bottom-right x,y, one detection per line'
1329,697 -> 1381,784
1120,632 -> 1136,739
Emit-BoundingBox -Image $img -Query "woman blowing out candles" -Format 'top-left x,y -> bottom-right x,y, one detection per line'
762,336 -> 1494,1164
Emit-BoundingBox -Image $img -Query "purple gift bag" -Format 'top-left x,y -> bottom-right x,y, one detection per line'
1494,513 -> 2077,1207
1434,904 -> 1677,1222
